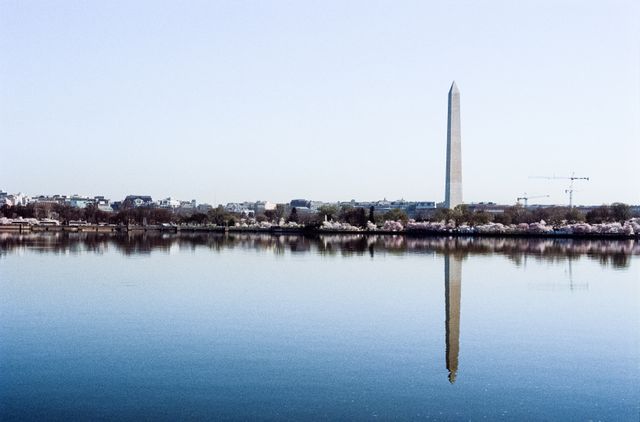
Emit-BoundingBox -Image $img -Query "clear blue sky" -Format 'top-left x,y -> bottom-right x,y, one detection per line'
1,0 -> 638,206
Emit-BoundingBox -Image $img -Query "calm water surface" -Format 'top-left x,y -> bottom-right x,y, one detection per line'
1,233 -> 638,420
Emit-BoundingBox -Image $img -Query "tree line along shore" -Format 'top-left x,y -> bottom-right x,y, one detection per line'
1,203 -> 638,239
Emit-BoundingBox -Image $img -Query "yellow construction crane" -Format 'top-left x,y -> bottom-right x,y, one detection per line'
529,173 -> 590,208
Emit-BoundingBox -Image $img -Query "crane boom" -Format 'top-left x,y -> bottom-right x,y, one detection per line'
528,173 -> 590,208
530,175 -> 589,180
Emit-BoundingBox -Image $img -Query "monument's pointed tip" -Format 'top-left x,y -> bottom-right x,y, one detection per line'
448,370 -> 457,384
449,81 -> 459,93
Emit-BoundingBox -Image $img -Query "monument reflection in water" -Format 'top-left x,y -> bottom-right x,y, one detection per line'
445,253 -> 462,383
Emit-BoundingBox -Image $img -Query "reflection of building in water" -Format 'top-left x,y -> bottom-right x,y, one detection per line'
445,253 -> 462,383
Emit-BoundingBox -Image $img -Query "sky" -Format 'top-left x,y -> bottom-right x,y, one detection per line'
1,0 -> 638,206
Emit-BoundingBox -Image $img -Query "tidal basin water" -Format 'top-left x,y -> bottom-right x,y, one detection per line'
1,233 -> 638,420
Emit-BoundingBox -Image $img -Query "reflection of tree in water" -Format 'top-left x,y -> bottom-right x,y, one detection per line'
1,232 -> 637,268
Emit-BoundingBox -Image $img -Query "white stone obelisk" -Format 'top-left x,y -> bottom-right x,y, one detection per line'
445,81 -> 462,209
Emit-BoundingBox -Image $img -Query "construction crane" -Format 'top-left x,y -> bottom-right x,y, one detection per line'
516,194 -> 550,208
529,173 -> 590,208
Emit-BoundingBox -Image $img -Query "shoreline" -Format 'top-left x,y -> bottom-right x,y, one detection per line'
1,224 -> 638,241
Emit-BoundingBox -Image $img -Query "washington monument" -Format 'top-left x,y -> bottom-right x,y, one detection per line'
445,81 -> 462,209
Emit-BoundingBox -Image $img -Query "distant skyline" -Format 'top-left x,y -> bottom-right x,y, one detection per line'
1,1 -> 638,206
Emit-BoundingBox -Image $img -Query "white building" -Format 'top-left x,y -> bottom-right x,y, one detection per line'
179,200 -> 197,209
255,201 -> 276,213
225,203 -> 250,213
0,191 -> 31,206
157,197 -> 181,208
